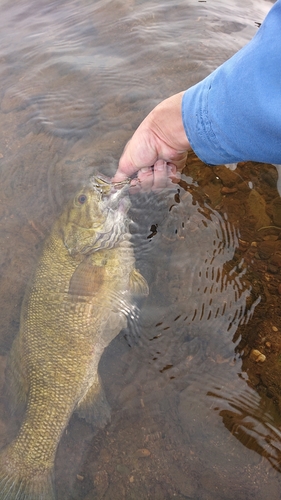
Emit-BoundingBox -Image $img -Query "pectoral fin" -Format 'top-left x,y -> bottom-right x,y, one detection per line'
129,269 -> 149,297
76,373 -> 111,428
68,259 -> 105,296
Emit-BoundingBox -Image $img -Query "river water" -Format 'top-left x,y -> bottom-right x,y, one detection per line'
0,0 -> 281,499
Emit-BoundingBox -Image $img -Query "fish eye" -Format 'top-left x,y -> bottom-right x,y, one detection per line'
78,194 -> 87,204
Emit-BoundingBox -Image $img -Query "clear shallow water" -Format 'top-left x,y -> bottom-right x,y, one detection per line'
0,0 -> 280,499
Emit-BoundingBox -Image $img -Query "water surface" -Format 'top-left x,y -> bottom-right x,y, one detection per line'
0,0 -> 281,499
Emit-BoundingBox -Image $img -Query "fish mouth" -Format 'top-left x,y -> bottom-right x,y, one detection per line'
90,173 -> 131,212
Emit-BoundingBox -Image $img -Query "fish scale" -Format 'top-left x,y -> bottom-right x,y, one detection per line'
0,176 -> 148,500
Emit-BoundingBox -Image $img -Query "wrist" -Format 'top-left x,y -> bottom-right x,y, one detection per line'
149,91 -> 191,152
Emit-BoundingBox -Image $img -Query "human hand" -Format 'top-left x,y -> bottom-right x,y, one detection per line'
112,91 -> 191,191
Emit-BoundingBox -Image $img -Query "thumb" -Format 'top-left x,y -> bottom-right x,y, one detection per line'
113,140 -> 140,182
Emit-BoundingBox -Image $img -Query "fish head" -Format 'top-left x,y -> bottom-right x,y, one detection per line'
60,175 -> 131,257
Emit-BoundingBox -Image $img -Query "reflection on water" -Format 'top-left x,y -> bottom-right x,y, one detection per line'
0,0 -> 280,498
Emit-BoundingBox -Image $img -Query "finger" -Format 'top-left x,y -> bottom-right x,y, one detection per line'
152,160 -> 168,190
167,163 -> 182,184
113,140 -> 139,182
126,176 -> 141,194
137,166 -> 154,192
112,169 -> 130,183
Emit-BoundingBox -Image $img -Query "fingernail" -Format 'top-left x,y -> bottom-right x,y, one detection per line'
140,167 -> 150,173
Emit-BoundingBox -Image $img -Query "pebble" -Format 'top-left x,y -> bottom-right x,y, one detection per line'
272,326 -> 278,332
238,239 -> 249,251
271,197 -> 281,227
134,448 -> 151,458
270,253 -> 281,267
250,349 -> 266,363
248,189 -> 271,229
263,234 -> 279,241
267,263 -> 278,274
116,464 -> 130,475
221,186 -> 238,194
258,240 -> 277,259
213,165 -> 239,186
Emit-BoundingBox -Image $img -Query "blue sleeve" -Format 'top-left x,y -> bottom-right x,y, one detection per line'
182,0 -> 281,165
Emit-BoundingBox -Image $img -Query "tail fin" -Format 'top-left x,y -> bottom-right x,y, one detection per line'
0,446 -> 55,500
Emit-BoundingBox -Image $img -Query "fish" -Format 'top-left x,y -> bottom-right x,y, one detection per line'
0,175 -> 148,499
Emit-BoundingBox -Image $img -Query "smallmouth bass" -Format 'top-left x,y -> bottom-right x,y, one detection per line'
0,175 -> 148,499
